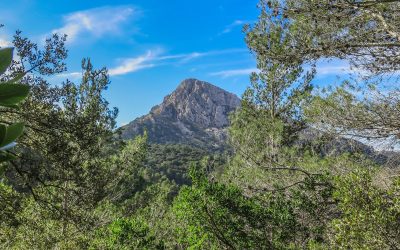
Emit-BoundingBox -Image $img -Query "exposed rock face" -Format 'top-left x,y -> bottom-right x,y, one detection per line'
120,79 -> 241,150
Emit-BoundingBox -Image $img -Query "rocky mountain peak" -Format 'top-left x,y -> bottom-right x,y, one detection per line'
175,78 -> 223,93
121,79 -> 241,150
150,78 -> 240,129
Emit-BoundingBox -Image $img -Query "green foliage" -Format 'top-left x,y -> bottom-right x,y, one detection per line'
221,1 -> 400,248
328,169 -> 400,248
173,164 -> 316,249
0,47 -> 30,163
259,0 -> 400,75
145,144 -> 225,185
229,6 -> 316,191
0,182 -> 21,228
0,122 -> 24,148
105,133 -> 148,203
0,82 -> 29,108
2,197 -> 90,249
91,217 -> 163,250
0,33 -> 124,248
11,57 -> 120,230
173,165 -> 268,249
0,47 -> 13,74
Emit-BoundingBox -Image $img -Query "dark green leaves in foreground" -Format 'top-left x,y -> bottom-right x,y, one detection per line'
0,47 -> 30,162
0,123 -> 24,148
0,48 -> 13,74
0,83 -> 29,108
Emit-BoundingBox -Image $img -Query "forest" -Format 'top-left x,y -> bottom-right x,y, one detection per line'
0,0 -> 400,249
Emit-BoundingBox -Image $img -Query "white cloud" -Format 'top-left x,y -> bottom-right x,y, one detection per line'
0,38 -> 11,47
107,48 -> 248,76
48,72 -> 81,83
315,61 -> 351,75
52,6 -> 136,43
170,48 -> 247,64
219,20 -> 246,35
109,50 -> 160,76
210,60 -> 353,79
155,52 -> 207,64
178,52 -> 205,63
55,72 -> 82,79
156,51 -> 210,63
314,59 -> 369,76
210,68 -> 258,78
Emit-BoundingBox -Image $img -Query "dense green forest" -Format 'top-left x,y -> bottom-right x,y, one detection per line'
1,0 -> 400,249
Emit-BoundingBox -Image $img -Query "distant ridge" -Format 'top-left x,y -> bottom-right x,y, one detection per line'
120,78 -> 241,150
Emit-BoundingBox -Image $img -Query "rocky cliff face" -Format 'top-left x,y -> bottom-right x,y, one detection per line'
120,78 -> 241,150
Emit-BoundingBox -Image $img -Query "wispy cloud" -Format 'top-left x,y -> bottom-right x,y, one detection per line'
0,38 -> 11,47
315,61 -> 352,75
56,72 -> 82,79
156,52 -> 206,63
109,50 -> 161,76
219,20 -> 247,35
210,68 -> 258,78
178,52 -> 204,63
108,48 -> 248,76
177,48 -> 248,63
210,61 -> 354,79
210,60 -> 379,80
51,6 -> 136,44
49,72 -> 82,82
313,60 -> 369,76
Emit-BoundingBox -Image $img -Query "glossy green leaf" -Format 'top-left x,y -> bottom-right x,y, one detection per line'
0,124 -> 6,147
0,83 -> 30,107
4,73 -> 26,84
0,122 -> 24,148
0,48 -> 13,75
0,151 -> 15,164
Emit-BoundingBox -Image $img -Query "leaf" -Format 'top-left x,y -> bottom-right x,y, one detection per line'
4,73 -> 26,84
0,83 -> 30,107
0,151 -> 15,164
0,124 -> 6,147
0,48 -> 13,75
0,122 -> 24,148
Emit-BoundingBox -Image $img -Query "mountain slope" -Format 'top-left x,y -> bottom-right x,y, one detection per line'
120,78 -> 241,150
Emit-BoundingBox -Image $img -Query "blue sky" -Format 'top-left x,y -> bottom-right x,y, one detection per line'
0,0 -> 351,126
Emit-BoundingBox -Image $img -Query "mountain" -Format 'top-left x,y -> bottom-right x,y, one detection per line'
120,78 -> 241,150
298,127 -> 400,167
120,78 -> 399,167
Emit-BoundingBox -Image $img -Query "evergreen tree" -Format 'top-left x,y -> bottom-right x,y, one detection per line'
227,1 -> 316,193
